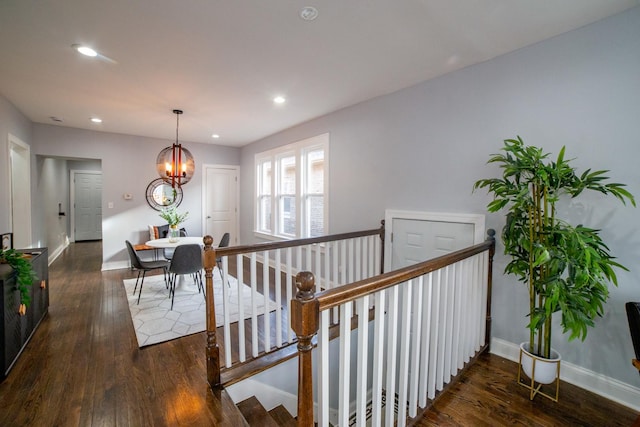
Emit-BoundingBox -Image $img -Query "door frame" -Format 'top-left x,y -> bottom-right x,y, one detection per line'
384,209 -> 485,272
7,134 -> 32,248
70,169 -> 102,242
202,164 -> 240,244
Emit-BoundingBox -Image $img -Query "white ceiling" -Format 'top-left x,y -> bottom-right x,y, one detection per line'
0,1 -> 637,147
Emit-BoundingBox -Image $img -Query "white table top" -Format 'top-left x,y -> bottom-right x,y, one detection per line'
145,236 -> 205,248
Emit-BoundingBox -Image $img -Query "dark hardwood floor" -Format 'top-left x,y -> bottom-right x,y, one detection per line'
0,241 -> 638,426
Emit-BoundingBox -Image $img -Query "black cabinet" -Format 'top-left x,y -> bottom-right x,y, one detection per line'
0,248 -> 48,380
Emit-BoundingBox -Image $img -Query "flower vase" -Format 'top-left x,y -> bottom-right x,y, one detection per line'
169,225 -> 180,243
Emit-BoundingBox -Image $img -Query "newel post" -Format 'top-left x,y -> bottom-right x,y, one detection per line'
485,229 -> 496,351
291,271 -> 319,427
203,235 -> 221,388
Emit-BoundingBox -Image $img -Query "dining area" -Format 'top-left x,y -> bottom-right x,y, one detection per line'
125,233 -> 229,310
123,230 -> 231,347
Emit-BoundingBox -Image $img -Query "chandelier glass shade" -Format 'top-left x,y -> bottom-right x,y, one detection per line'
156,109 -> 195,188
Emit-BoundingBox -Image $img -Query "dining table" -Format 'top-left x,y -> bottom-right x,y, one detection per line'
144,236 -> 205,249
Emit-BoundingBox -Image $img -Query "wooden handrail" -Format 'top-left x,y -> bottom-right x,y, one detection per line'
317,231 -> 495,311
214,223 -> 384,258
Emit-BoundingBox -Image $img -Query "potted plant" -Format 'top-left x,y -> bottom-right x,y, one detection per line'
159,206 -> 189,242
0,248 -> 38,315
474,137 -> 635,398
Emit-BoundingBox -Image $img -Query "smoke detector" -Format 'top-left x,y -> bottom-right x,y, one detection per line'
300,6 -> 318,21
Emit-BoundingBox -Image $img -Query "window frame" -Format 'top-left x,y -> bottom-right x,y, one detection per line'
255,133 -> 329,240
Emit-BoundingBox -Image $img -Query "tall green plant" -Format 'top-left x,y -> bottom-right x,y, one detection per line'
474,137 -> 635,359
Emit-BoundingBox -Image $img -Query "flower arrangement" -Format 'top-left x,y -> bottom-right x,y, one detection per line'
159,206 -> 189,227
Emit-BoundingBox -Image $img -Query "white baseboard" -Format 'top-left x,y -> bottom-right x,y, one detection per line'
47,241 -> 69,265
491,338 -> 640,411
101,260 -> 130,271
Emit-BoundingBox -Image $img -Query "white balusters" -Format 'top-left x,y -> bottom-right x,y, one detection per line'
397,280 -> 412,426
263,250 -> 270,353
355,295 -> 370,427
275,249 -> 282,348
408,276 -> 424,417
222,255 -> 232,367
338,302 -> 352,427
384,285 -> 399,425
236,254 -> 246,364
318,309 -> 330,427
286,248 -> 294,342
250,252 -> 258,357
310,245 -> 491,427
371,289 -> 386,427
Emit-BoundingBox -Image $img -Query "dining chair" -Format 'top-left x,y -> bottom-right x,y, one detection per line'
125,240 -> 170,304
216,232 -> 230,285
625,302 -> 640,375
168,244 -> 203,310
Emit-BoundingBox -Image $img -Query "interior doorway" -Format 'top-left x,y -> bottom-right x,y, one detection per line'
203,164 -> 239,245
71,170 -> 103,241
8,134 -> 32,248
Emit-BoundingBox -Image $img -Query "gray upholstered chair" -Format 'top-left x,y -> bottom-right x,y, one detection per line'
125,240 -> 170,304
168,244 -> 203,310
626,302 -> 640,375
216,232 -> 231,284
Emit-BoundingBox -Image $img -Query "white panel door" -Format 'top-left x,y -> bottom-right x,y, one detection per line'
203,165 -> 238,245
74,172 -> 102,241
8,134 -> 32,248
391,219 -> 475,269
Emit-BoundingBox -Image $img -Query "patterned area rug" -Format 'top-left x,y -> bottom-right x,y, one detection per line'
123,271 -> 278,347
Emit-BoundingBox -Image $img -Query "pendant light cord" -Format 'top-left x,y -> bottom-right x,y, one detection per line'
174,109 -> 182,144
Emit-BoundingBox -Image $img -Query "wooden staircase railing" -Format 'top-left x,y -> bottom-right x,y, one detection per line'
292,230 -> 496,426
202,222 -> 386,389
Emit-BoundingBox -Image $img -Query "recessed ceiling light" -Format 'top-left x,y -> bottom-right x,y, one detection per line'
211,134 -> 220,139
273,96 -> 286,104
300,6 -> 318,21
72,44 -> 98,57
90,117 -> 102,123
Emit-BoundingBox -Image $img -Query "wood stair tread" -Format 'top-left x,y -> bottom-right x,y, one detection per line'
237,396 -> 280,427
268,404 -> 297,427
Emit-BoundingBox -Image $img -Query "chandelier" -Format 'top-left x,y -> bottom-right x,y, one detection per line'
156,109 -> 195,188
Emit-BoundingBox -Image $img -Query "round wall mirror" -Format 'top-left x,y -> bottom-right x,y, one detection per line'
145,178 -> 183,211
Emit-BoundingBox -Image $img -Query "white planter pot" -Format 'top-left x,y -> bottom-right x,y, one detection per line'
519,342 -> 561,385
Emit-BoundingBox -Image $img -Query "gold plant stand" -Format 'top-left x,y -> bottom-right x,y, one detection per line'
517,346 -> 561,402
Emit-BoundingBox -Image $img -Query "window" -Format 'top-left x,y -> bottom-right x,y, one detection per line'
256,133 -> 328,238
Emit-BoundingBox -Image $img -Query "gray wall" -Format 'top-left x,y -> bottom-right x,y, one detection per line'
31,123 -> 240,267
239,8 -> 640,387
33,156 -> 70,252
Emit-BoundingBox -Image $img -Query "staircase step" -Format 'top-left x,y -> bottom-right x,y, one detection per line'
237,396 -> 280,427
268,404 -> 297,427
